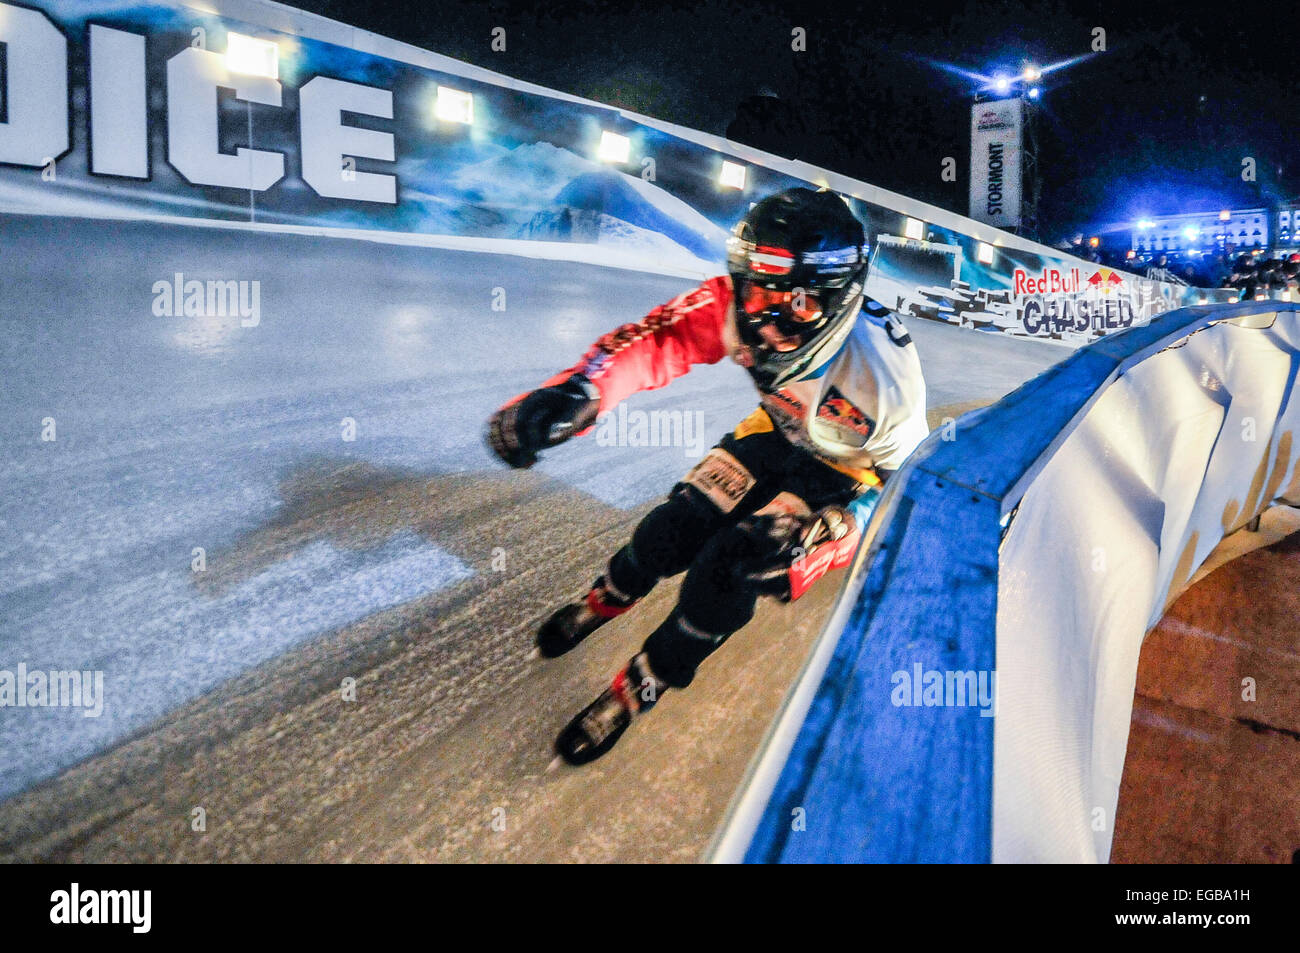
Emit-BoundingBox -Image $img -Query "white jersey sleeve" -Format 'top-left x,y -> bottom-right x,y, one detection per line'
844,302 -> 929,472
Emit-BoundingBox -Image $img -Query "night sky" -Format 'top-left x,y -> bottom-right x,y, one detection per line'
301,0 -> 1297,242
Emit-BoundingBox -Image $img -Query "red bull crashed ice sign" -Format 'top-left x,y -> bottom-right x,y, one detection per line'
1014,266 -> 1141,336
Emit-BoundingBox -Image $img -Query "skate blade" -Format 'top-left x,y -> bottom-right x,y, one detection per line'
545,754 -> 567,773
528,646 -> 542,662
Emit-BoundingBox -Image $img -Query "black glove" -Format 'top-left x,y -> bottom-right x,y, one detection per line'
737,505 -> 856,600
486,374 -> 601,468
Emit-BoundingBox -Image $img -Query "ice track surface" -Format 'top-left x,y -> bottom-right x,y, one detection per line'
0,214 -> 1064,861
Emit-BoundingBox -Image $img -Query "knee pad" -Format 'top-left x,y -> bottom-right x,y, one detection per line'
729,515 -> 802,599
680,518 -> 780,607
622,483 -> 728,584
675,523 -> 771,638
731,493 -> 810,570
715,496 -> 815,603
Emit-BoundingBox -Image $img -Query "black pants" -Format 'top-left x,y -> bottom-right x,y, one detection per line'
602,419 -> 865,689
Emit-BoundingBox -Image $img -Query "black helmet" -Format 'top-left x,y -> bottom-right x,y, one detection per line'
726,187 -> 867,391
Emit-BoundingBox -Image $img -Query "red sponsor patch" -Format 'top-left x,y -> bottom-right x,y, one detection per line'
816,386 -> 873,438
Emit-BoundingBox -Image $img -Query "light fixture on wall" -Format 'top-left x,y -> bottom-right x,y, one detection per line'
719,160 -> 747,190
225,32 -> 279,79
904,217 -> 924,241
977,242 -> 995,265
434,86 -> 474,124
597,130 -> 630,164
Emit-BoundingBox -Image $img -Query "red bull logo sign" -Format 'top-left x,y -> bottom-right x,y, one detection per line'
1087,268 -> 1126,290
1013,267 -> 1143,337
1013,267 -> 1095,295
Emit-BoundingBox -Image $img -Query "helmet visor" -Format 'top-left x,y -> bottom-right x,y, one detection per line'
740,281 -> 824,324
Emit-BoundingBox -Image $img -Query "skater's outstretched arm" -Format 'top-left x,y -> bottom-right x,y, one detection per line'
556,276 -> 732,414
487,276 -> 732,468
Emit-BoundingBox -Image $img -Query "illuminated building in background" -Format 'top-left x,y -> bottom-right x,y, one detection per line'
1277,201 -> 1300,252
1131,208 -> 1268,256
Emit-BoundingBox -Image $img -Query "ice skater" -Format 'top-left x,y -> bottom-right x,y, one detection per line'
487,187 -> 930,764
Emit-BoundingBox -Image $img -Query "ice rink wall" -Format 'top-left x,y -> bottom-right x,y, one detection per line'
1,0 -> 1217,345
712,301 -> 1300,863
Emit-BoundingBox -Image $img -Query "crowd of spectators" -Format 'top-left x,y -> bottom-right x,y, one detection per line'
1079,242 -> 1300,295
1218,253 -> 1300,298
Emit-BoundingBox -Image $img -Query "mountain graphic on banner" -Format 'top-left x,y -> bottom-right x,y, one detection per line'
537,168 -> 727,259
450,143 -> 729,259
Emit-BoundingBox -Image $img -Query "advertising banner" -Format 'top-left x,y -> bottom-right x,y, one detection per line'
969,98 -> 1023,230
0,0 -> 1207,347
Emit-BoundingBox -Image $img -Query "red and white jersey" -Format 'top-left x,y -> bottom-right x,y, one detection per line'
533,275 -> 929,473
